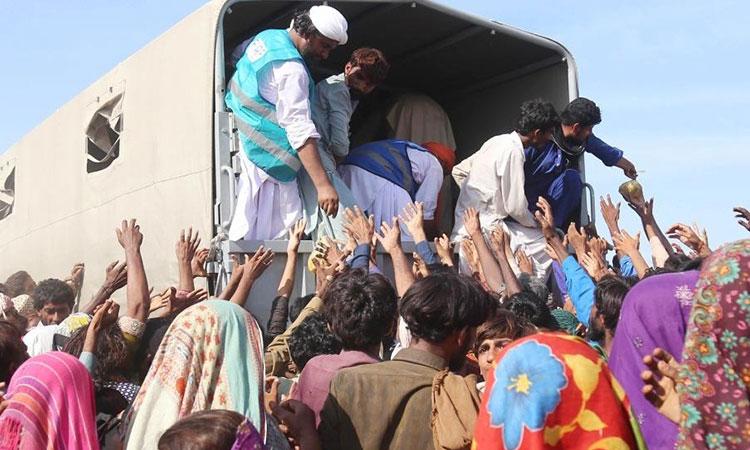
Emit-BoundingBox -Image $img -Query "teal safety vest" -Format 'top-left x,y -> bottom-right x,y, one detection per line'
225,29 -> 313,182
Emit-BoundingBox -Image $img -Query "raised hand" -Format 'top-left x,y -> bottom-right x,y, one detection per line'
666,223 -> 710,257
580,251 -> 607,281
321,236 -> 347,267
116,219 -> 143,251
628,197 -> 655,224
243,246 -> 274,281
535,196 -> 557,241
734,206 -> 750,232
191,248 -> 210,278
374,218 -> 401,254
434,233 -> 454,267
67,263 -> 85,292
489,227 -> 509,257
149,287 -> 176,314
566,223 -> 588,258
343,206 -> 375,246
287,218 -> 307,254
399,202 -> 427,242
412,252 -> 429,279
91,299 -> 120,330
515,248 -> 534,275
599,194 -> 621,234
463,207 -> 482,238
176,227 -> 201,263
84,300 -> 120,353
641,347 -> 680,424
103,260 -> 128,293
461,238 -> 482,275
613,229 -> 641,256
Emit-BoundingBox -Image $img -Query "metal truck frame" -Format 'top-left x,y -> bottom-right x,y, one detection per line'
0,0 -> 589,327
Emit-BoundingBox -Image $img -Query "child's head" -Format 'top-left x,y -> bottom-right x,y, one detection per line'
344,48 -> 390,97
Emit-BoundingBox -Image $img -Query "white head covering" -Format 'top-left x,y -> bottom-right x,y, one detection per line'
309,5 -> 348,45
22,324 -> 58,357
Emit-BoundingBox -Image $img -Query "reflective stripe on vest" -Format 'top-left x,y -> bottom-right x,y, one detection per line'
225,29 -> 311,182
228,78 -> 277,122
234,115 -> 302,173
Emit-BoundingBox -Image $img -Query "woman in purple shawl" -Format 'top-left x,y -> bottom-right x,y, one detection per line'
608,270 -> 700,450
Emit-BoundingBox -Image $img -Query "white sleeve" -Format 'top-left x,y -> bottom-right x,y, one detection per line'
410,150 -> 445,220
496,146 -> 536,227
258,60 -> 320,150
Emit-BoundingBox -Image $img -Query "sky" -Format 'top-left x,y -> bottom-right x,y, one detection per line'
1,0 -> 748,250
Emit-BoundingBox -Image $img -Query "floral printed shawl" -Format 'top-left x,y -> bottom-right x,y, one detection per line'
123,300 -> 265,450
677,239 -> 750,449
473,332 -> 645,450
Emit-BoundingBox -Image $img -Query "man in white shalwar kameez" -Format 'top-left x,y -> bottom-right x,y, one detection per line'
451,99 -> 562,280
225,6 -> 348,241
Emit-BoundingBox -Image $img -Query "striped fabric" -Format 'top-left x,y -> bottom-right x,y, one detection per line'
0,352 -> 98,450
123,300 -> 266,450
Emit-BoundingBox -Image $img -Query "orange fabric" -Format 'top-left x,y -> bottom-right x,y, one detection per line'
422,141 -> 456,175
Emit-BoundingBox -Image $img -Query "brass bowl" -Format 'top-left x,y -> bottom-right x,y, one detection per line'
618,180 -> 645,207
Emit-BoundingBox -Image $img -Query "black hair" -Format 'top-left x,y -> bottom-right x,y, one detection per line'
399,272 -> 496,343
288,312 -> 342,370
290,294 -> 316,323
515,99 -> 561,135
5,271 -> 34,297
664,254 -> 704,273
561,97 -> 602,127
504,291 -> 558,330
474,309 -> 533,355
594,275 -> 636,332
322,268 -> 397,351
134,315 -> 176,383
64,323 -> 130,383
425,263 -> 457,275
0,320 -> 27,384
158,409 -> 244,450
291,8 -> 321,39
32,278 -> 75,310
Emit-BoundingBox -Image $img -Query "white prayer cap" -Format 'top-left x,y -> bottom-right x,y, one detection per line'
309,5 -> 348,45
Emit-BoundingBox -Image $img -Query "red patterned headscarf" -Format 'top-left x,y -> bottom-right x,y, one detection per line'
473,332 -> 645,450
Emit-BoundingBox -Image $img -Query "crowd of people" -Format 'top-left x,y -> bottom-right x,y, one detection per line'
2,4 -> 750,450
1,194 -> 750,450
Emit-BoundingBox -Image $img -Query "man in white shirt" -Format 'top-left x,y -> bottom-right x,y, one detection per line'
225,6 -> 348,240
451,99 -> 561,278
338,139 -> 445,240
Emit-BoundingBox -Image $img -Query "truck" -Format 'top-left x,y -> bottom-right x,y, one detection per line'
0,0 -> 589,326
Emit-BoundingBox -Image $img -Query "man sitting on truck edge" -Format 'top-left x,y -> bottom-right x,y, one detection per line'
224,6 -> 348,241
524,97 -> 639,228
451,99 -> 560,278
301,47 -> 391,241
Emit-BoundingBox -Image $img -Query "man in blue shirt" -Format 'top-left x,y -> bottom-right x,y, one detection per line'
524,97 -> 638,228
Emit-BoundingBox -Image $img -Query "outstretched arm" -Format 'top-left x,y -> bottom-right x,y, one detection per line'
375,218 -> 414,297
230,247 -> 274,307
116,219 -> 149,323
